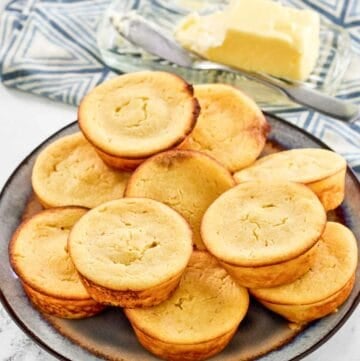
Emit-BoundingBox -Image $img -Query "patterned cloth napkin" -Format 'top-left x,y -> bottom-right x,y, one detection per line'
0,0 -> 359,174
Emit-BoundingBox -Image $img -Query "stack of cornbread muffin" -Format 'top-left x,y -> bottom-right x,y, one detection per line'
9,71 -> 357,361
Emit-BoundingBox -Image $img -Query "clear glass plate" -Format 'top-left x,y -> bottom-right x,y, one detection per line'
97,0 -> 351,111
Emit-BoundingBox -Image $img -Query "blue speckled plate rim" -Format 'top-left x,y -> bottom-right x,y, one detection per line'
0,113 -> 359,361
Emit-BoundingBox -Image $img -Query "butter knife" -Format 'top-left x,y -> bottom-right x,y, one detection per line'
111,14 -> 359,123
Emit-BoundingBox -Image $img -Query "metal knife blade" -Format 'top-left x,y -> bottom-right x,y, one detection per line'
111,13 -> 194,68
111,13 -> 360,122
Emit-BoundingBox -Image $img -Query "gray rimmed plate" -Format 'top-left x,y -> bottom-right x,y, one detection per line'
0,113 -> 359,361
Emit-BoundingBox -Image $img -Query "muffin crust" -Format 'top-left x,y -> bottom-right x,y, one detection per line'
125,251 -> 249,360
234,149 -> 346,210
184,84 -> 269,172
201,181 -> 326,267
251,222 -> 358,323
251,222 -> 358,304
68,198 -> 193,307
222,241 -> 318,288
32,132 -> 130,208
125,149 -> 235,249
78,71 -> 200,160
9,207 -> 104,318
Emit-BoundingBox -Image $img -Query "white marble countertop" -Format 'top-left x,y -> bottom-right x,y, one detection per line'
0,84 -> 360,361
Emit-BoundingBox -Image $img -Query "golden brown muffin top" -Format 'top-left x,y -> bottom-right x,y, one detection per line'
32,132 -> 130,208
125,149 -> 235,249
9,207 -> 90,299
78,71 -> 199,158
185,84 -> 269,172
251,222 -> 358,304
125,251 -> 249,344
68,198 -> 193,290
201,180 -> 326,266
234,148 -> 346,184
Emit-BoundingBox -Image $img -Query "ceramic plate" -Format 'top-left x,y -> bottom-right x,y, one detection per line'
0,114 -> 359,361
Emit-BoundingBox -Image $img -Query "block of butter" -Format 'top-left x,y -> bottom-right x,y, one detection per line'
175,0 -> 320,81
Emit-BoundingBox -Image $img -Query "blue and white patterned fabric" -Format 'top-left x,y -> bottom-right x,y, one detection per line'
0,0 -> 359,174
0,0 -> 113,104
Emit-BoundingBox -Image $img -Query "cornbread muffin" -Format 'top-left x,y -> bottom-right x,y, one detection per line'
125,251 -> 249,361
68,198 -> 193,308
125,149 -> 235,249
234,148 -> 347,210
222,242 -> 318,289
78,71 -> 200,170
251,222 -> 358,323
184,84 -> 269,172
32,132 -> 130,208
201,181 -> 326,287
9,207 -> 104,319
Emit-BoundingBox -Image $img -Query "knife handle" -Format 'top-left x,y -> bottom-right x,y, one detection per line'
200,62 -> 360,122
281,86 -> 360,123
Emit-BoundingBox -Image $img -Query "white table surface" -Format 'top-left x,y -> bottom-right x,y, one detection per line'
0,83 -> 360,360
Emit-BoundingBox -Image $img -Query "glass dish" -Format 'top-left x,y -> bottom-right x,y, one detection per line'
97,0 -> 351,111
